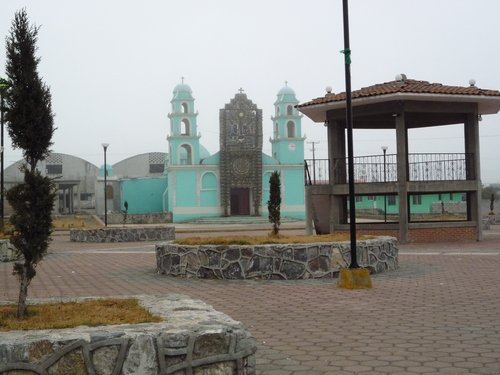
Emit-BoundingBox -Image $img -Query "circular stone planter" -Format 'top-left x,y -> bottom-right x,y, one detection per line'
70,226 -> 175,243
156,237 -> 398,279
0,295 -> 257,374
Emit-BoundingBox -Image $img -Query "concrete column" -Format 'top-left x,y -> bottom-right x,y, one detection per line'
329,120 -> 347,184
69,186 -> 74,214
396,112 -> 409,243
464,108 -> 482,240
305,186 -> 313,235
329,119 -> 347,230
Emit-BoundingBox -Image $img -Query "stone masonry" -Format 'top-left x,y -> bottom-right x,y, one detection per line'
104,212 -> 173,225
0,295 -> 257,375
156,237 -> 398,279
0,240 -> 18,262
70,226 -> 175,243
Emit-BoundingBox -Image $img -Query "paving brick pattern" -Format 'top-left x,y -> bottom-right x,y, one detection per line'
1,228 -> 500,374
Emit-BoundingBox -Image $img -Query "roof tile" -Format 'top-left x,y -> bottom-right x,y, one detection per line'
297,79 -> 500,108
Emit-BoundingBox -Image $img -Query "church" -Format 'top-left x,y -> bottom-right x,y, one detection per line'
3,82 -> 307,223
164,81 -> 306,222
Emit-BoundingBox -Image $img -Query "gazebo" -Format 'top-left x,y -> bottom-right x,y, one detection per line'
297,75 -> 500,243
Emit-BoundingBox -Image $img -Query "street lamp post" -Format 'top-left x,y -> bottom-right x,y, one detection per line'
102,143 -> 109,227
0,78 -> 10,231
381,146 -> 388,223
341,0 -> 359,269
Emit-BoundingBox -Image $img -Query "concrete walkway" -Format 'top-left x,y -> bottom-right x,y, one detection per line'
1,225 -> 500,374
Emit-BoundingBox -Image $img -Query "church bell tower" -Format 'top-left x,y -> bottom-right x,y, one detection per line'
167,79 -> 201,166
270,83 -> 305,164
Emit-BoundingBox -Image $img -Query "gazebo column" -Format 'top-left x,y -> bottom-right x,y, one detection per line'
395,112 -> 409,243
328,119 -> 346,231
464,108 -> 482,240
69,186 -> 74,214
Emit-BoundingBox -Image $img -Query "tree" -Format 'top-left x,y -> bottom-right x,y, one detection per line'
481,185 -> 497,200
267,171 -> 281,236
4,9 -> 56,317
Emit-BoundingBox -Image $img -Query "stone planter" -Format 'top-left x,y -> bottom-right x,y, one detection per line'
156,237 -> 398,279
0,295 -> 257,374
70,226 -> 175,243
0,240 -> 18,262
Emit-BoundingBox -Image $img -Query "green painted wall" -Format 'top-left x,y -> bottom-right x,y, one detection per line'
175,170 -> 197,207
353,193 -> 464,214
200,172 -> 218,207
120,177 -> 167,214
283,169 -> 305,205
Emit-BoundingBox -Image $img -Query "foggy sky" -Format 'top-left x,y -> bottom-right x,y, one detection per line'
1,0 -> 499,183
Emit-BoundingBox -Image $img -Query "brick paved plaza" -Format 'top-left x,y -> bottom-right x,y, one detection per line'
1,225 -> 500,374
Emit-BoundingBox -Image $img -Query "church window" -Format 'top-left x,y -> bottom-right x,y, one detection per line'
201,172 -> 217,189
179,144 -> 192,165
276,107 -> 280,116
181,119 -> 190,135
287,121 -> 295,138
274,123 -> 278,138
287,105 -> 293,116
181,102 -> 188,113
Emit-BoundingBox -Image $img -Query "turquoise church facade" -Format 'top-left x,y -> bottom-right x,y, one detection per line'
135,82 -> 307,223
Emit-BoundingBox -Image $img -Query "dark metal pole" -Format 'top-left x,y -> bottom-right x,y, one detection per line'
342,0 -> 358,268
0,78 -> 8,231
311,142 -> 316,184
0,91 -> 4,231
383,148 -> 387,223
102,143 -> 109,227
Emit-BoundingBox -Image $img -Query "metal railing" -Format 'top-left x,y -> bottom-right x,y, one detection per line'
304,159 -> 330,185
408,153 -> 474,181
306,153 -> 474,185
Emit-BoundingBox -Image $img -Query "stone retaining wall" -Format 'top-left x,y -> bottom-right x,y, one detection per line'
156,237 -> 398,279
0,295 -> 257,375
104,212 -> 173,225
485,214 -> 500,225
70,226 -> 175,243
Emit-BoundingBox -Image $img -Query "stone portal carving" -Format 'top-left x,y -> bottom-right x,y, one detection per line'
220,91 -> 263,216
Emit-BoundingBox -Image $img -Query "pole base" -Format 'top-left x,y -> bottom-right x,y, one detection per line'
337,268 -> 373,289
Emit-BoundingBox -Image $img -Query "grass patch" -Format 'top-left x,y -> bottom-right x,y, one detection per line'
1,215 -> 103,238
52,215 -> 102,230
176,233 -> 373,246
0,298 -> 162,331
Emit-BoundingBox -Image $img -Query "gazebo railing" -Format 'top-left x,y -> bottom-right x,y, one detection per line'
306,153 -> 474,185
408,153 -> 474,181
304,159 -> 330,185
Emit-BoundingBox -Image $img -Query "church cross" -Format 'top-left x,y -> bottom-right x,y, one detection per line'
238,87 -> 244,94
181,76 -> 185,84
285,80 -> 288,86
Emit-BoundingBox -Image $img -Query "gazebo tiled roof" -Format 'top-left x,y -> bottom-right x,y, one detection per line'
298,79 -> 500,108
297,78 -> 500,123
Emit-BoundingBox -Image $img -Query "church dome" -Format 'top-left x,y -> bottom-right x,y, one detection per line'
172,81 -> 194,101
275,83 -> 299,105
173,83 -> 192,95
277,85 -> 296,96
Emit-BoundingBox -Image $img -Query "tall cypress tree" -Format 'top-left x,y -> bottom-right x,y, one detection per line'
267,171 -> 281,236
4,9 -> 56,317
